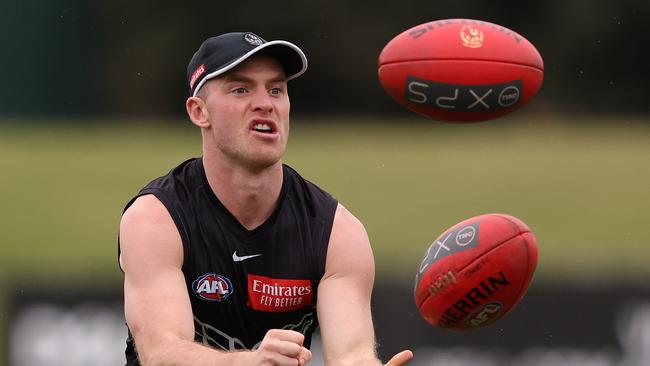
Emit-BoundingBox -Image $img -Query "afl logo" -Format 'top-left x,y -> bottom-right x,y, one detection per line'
466,301 -> 503,327
460,25 -> 484,48
192,273 -> 233,302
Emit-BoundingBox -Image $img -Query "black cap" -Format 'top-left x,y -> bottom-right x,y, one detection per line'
187,32 -> 308,97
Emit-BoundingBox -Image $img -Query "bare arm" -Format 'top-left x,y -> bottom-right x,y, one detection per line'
317,204 -> 413,366
120,195 -> 311,366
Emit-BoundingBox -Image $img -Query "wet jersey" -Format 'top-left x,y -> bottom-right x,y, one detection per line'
119,158 -> 338,365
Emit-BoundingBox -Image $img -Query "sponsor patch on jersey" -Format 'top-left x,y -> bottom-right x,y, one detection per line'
247,274 -> 313,312
193,273 -> 233,302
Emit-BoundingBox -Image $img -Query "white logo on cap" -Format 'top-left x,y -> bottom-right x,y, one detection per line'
244,33 -> 264,46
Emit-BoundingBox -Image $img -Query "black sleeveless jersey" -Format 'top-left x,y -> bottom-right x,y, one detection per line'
119,158 -> 338,365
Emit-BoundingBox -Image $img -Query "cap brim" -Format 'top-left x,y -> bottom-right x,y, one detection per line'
192,40 -> 307,97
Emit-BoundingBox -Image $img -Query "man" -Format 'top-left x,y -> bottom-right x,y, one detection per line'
119,32 -> 413,365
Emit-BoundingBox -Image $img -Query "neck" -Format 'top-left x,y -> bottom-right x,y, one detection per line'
202,153 -> 283,231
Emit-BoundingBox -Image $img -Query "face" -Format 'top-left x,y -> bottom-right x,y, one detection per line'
196,55 -> 290,171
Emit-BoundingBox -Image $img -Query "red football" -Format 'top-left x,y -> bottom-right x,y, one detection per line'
414,213 -> 538,331
378,19 -> 544,122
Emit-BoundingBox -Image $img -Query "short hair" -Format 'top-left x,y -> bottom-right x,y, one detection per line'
195,84 -> 209,101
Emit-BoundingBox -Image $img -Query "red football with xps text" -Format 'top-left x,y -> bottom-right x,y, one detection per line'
378,19 -> 544,122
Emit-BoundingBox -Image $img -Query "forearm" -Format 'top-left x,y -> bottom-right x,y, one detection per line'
324,354 -> 382,366
138,328 -> 312,366
138,337 -> 251,366
323,340 -> 382,366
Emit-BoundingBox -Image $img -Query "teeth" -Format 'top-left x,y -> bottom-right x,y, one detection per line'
254,123 -> 272,131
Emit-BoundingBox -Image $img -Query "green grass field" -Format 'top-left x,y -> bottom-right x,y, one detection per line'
1,116 -> 650,363
1,116 -> 649,288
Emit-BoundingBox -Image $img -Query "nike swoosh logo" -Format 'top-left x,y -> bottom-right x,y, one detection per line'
232,251 -> 262,262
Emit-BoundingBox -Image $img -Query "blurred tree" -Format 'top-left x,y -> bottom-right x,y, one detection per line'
0,0 -> 102,116
1,0 -> 648,119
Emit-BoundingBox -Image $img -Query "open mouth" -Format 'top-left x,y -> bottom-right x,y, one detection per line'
252,123 -> 274,134
250,119 -> 277,135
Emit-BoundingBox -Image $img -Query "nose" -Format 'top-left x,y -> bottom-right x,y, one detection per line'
250,89 -> 274,114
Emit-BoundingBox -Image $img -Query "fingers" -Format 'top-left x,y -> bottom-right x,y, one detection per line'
255,329 -> 312,365
297,346 -> 312,365
265,329 -> 305,357
267,329 -> 305,346
385,350 -> 414,366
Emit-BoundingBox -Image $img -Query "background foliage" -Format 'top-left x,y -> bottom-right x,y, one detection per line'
1,0 -> 649,117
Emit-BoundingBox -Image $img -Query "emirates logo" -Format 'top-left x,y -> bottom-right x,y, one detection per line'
247,274 -> 313,312
460,26 -> 484,48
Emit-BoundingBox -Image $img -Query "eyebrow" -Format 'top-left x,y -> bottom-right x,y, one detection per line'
223,73 -> 288,85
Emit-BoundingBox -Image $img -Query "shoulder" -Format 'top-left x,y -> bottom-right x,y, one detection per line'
332,204 -> 367,239
121,194 -> 173,229
119,194 -> 183,271
323,204 -> 374,279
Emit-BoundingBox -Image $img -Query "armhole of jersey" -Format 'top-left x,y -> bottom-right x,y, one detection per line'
313,199 -> 339,288
117,189 -> 190,273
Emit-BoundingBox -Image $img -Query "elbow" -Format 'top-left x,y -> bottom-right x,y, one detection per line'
130,330 -> 180,366
133,342 -> 162,366
136,342 -> 177,366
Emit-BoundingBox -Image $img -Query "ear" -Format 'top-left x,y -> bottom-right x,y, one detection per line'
186,96 -> 211,128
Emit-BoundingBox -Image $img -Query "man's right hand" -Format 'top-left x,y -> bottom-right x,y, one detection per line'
251,329 -> 312,366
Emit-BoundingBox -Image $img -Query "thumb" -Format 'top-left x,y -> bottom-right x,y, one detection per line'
385,350 -> 413,366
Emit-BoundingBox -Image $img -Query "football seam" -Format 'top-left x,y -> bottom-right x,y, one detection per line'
379,58 -> 544,72
456,230 -> 531,276
464,215 -> 536,309
516,233 -> 536,301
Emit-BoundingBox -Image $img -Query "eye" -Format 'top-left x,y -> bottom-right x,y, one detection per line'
269,87 -> 283,96
232,87 -> 248,94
